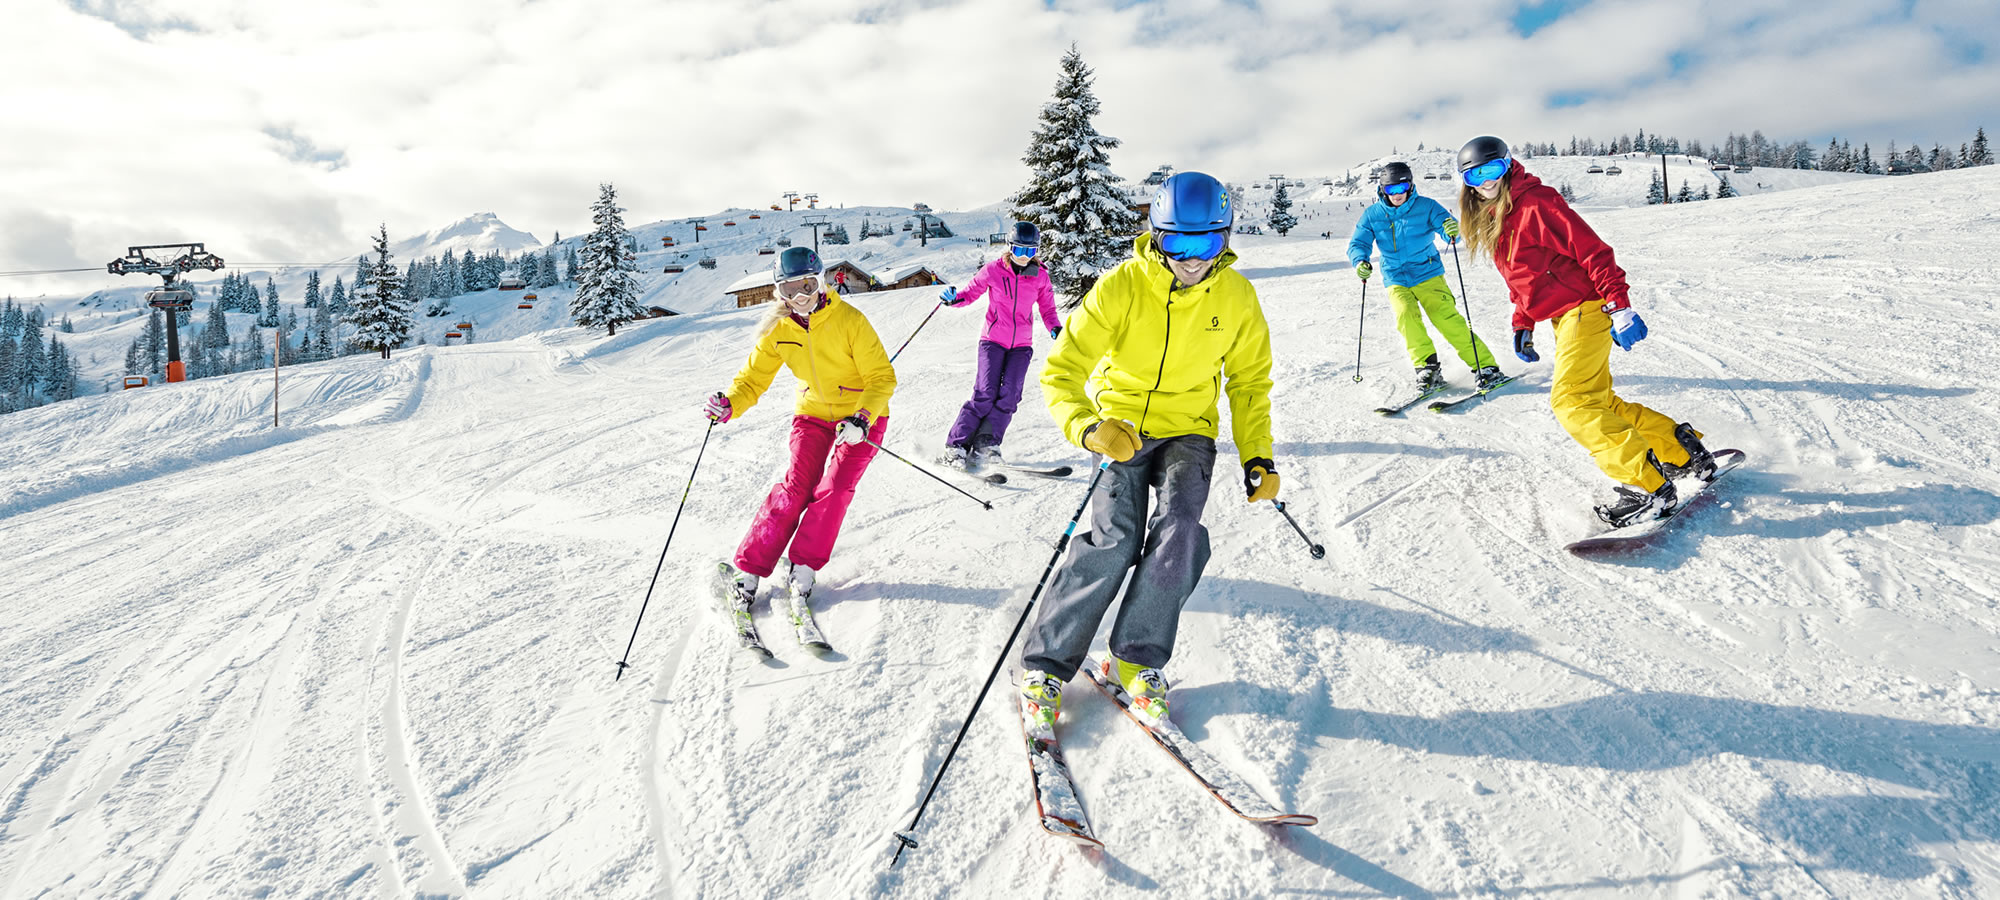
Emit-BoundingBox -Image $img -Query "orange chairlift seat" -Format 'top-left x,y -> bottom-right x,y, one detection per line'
445,331 -> 463,339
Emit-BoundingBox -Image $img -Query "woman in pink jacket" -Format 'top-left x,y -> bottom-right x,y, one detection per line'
937,221 -> 1062,470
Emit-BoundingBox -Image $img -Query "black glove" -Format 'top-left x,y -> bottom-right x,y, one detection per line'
1242,457 -> 1279,503
1513,328 -> 1539,363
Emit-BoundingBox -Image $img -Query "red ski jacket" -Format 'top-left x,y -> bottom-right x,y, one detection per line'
1491,167 -> 1631,332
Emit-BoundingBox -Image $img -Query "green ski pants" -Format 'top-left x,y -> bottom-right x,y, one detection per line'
1386,275 -> 1494,370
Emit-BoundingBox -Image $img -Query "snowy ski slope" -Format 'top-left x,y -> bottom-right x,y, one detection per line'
2,169 -> 1998,898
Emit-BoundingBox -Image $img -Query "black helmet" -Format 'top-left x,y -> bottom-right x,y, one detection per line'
1378,162 -> 1414,202
774,246 -> 822,281
1457,135 -> 1511,173
1008,221 -> 1040,248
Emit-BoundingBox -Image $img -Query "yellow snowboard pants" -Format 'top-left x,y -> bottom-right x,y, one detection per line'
1387,276 -> 1495,370
1549,303 -> 1693,491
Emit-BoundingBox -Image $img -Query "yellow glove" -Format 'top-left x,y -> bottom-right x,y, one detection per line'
1083,419 -> 1140,462
1244,458 -> 1279,503
1442,218 -> 1460,241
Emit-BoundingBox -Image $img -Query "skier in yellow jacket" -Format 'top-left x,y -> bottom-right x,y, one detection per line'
1018,172 -> 1277,734
703,247 -> 897,647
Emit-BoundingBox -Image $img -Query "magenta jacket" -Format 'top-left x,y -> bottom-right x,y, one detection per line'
949,256 -> 1060,349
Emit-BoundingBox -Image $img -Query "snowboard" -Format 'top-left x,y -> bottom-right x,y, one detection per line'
1566,449 -> 1747,557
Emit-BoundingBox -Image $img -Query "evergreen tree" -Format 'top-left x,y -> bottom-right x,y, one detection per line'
263,279 -> 281,328
1716,175 -> 1737,198
355,255 -> 371,290
1267,181 -> 1298,236
1676,179 -> 1693,203
304,270 -> 322,309
1960,143 -> 1972,168
202,301 -> 231,357
346,225 -> 413,359
124,338 -> 142,375
15,314 -> 46,404
1008,44 -> 1139,304
242,324 -> 267,371
59,314 -> 73,334
1858,142 -> 1875,175
565,245 -> 580,283
329,277 -> 348,316
443,250 -> 465,297
537,246 -> 559,288
1972,127 -> 1992,166
0,333 -> 17,409
144,309 -> 165,376
1646,170 -> 1666,205
1559,182 -> 1579,203
518,252 -> 540,286
0,299 -> 18,342
310,301 -> 334,360
1696,183 -> 1711,201
571,183 -> 646,336
47,336 -> 75,401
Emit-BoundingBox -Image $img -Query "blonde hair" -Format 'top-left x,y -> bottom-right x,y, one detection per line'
1458,173 -> 1517,262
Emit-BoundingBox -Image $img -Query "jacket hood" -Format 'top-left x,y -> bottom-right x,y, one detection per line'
1506,166 -> 1547,200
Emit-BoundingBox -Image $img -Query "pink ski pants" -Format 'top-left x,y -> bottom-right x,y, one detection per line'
733,413 -> 889,577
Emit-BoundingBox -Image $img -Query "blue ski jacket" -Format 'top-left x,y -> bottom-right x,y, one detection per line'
1347,194 -> 1457,288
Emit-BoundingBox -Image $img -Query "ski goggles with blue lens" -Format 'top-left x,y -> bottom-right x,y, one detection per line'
1381,182 -> 1414,196
1156,229 -> 1228,262
1010,245 -> 1038,259
1461,157 -> 1512,187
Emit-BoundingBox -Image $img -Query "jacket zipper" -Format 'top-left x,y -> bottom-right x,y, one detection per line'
1139,292 -> 1175,436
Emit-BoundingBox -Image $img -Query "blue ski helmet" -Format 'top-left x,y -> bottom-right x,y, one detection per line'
1149,172 -> 1233,233
1008,221 -> 1041,248
774,246 -> 822,281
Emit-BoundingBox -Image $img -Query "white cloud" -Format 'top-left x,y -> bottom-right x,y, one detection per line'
1,0 -> 1991,295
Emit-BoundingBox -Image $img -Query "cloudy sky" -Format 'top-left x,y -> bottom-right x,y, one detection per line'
3,0 -> 1994,295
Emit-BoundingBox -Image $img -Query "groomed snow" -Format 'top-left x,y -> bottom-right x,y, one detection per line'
3,168 -> 1998,898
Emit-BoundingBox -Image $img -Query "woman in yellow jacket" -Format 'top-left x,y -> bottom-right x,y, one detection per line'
703,248 -> 897,637
1017,172 -> 1277,735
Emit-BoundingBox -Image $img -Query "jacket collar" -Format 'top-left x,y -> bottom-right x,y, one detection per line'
786,291 -> 837,330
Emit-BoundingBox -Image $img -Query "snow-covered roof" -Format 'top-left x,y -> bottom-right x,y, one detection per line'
724,271 -> 774,294
881,263 -> 940,283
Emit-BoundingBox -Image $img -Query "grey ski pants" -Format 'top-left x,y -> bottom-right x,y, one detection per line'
1021,434 -> 1215,682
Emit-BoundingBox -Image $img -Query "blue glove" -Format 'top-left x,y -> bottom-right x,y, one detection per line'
1513,329 -> 1539,363
1609,308 -> 1648,351
1049,326 -> 1062,340
939,286 -> 958,305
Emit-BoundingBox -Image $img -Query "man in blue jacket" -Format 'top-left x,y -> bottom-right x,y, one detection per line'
1348,162 -> 1503,392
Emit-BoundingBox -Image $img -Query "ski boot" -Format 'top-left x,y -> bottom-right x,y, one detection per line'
1473,364 -> 1508,390
714,563 -> 758,611
1415,354 -> 1446,394
1594,452 -> 1678,527
1103,655 -> 1170,727
1661,423 -> 1718,482
938,444 -> 970,470
784,560 -> 831,652
1020,670 -> 1064,737
972,444 -> 1005,470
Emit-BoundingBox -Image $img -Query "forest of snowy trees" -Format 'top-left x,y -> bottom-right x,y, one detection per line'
1517,126 -> 1991,175
0,300 -> 80,413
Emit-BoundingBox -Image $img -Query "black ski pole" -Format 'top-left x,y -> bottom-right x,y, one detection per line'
614,421 -> 715,681
892,459 -> 1112,865
1272,500 -> 1325,559
865,437 -> 994,510
1352,277 -> 1367,383
889,300 -> 946,364
1449,241 -> 1488,375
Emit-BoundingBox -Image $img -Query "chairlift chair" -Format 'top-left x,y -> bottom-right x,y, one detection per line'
524,293 -> 538,301
1604,165 -> 1622,175
663,264 -> 685,274
1587,165 -> 1604,174
518,303 -> 534,309
445,331 -> 463,339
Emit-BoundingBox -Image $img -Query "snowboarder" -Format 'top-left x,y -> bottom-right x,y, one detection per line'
1018,171 -> 1277,733
1454,135 -> 1717,527
936,221 -> 1062,471
1348,161 -> 1502,393
702,246 -> 897,644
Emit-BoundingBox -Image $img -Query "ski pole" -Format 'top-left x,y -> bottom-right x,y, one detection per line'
1449,241 -> 1488,375
614,421 -> 715,681
1352,277 -> 1367,383
893,459 -> 1112,866
1272,500 -> 1325,559
889,300 -> 945,364
865,438 -> 994,510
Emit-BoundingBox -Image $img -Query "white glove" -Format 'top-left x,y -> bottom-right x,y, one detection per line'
835,411 -> 871,445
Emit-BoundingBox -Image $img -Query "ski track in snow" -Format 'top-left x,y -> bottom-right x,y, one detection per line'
3,169 -> 2000,897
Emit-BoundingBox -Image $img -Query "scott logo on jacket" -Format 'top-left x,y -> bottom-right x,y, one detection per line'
1205,315 -> 1223,333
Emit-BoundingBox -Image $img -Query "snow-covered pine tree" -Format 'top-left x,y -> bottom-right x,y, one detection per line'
0,333 -> 17,411
565,245 -> 579,283
44,335 -> 74,401
537,246 -> 558,288
1676,179 -> 1693,203
346,225 -> 413,359
1009,44 -> 1138,305
144,309 -> 165,376
304,270 -> 322,309
519,252 -> 540,286
1559,182 -> 1579,203
262,279 -> 281,328
202,301 -> 231,360
15,315 -> 46,405
1646,170 -> 1666,205
572,183 -> 646,336
355,255 -> 370,292
123,338 -> 142,376
328,276 -> 347,316
1972,127 -> 1992,166
1267,182 -> 1297,236
1696,183 -> 1711,201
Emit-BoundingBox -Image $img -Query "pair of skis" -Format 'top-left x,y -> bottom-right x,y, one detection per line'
712,561 -> 830,659
1019,657 -> 1316,848
938,458 -> 1075,486
1373,373 -> 1520,416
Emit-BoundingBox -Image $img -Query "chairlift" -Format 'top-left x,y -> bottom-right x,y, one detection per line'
770,204 -> 782,210
145,288 -> 195,310
1587,165 -> 1604,174
524,293 -> 538,301
1711,163 -> 1731,171
696,225 -> 709,232
663,264 -> 685,273
748,214 -> 761,219
445,331 -> 463,339
723,221 -> 737,226
698,256 -> 718,269
517,303 -> 534,309
1733,165 -> 1751,173
455,321 -> 474,329
1604,165 -> 1622,175
757,246 -> 775,255
1423,172 -> 1437,179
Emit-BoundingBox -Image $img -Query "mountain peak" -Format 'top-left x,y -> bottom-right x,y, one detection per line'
394,213 -> 543,260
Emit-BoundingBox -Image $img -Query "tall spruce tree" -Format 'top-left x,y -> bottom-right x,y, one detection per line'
1676,179 -> 1694,203
1646,170 -> 1667,205
304,271 -> 322,309
347,225 -> 413,358
262,279 -> 281,328
1972,127 -> 1991,166
1716,175 -> 1738,198
328,276 -> 347,316
571,183 -> 645,336
565,245 -> 580,283
1267,182 -> 1298,236
1009,44 -> 1138,304
537,246 -> 559,288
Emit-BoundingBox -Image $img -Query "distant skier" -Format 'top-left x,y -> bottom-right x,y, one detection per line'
702,246 -> 897,649
1018,172 -> 1276,733
1454,135 -> 1717,527
1348,161 -> 1502,394
935,221 -> 1062,471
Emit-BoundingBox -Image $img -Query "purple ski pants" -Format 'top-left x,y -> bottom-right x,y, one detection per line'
946,340 -> 1033,449
733,413 -> 889,578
